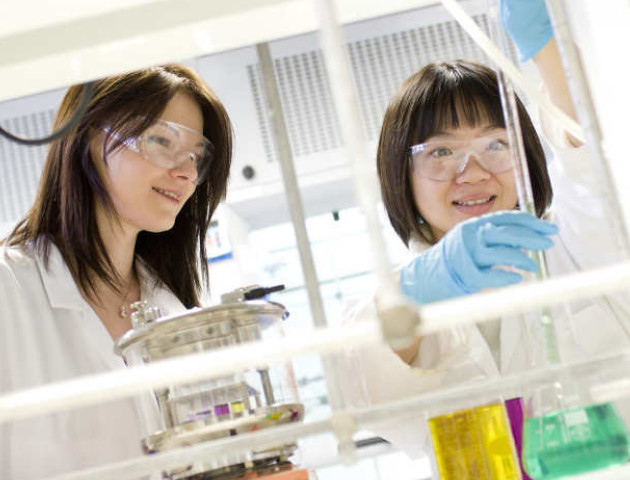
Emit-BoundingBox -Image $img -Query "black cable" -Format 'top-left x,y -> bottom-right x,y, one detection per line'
355,436 -> 390,448
243,284 -> 286,300
0,82 -> 96,146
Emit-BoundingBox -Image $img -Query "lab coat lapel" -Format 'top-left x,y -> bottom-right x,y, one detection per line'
35,244 -> 126,370
468,324 -> 501,377
500,315 -> 524,374
36,244 -> 86,312
136,260 -> 186,318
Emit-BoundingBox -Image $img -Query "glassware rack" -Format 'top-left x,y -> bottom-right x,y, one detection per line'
0,0 -> 628,479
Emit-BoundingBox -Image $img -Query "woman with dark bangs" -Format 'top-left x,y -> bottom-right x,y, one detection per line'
342,0 -> 630,457
0,64 -> 232,478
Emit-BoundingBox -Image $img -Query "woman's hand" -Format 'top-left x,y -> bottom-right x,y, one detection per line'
499,0 -> 553,61
501,0 -> 581,145
400,211 -> 558,304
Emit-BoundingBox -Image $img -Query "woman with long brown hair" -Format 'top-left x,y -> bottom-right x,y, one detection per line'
0,63 -> 232,477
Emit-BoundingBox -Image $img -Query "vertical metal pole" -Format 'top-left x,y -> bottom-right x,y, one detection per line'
486,0 -> 559,365
315,0 -> 419,347
314,0 -> 399,307
258,369 -> 276,406
255,42 -> 345,411
545,0 -> 630,257
255,43 -> 328,331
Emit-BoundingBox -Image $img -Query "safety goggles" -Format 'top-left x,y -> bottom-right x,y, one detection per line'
409,133 -> 513,181
105,120 -> 213,184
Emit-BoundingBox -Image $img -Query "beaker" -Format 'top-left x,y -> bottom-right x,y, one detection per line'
427,400 -> 521,480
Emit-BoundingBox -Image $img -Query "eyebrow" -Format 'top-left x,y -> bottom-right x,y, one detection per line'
429,125 -> 505,139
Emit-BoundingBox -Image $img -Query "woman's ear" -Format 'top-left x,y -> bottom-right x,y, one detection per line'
88,130 -> 111,184
89,129 -> 111,164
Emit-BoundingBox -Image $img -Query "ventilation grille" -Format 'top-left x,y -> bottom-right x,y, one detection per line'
0,13 -> 518,225
0,110 -> 55,224
247,51 -> 343,162
249,14 -> 518,162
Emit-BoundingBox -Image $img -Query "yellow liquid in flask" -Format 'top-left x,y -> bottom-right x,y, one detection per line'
428,403 -> 520,480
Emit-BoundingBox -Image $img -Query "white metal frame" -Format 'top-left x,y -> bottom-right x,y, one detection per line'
1,0 -> 629,479
26,350 -> 630,479
0,0 -> 440,103
3,260 -> 630,422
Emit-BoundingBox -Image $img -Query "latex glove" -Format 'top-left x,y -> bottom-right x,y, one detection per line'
499,0 -> 553,61
400,211 -> 558,304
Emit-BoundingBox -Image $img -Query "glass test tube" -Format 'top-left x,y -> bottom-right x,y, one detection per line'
487,2 -> 630,479
486,0 -> 560,366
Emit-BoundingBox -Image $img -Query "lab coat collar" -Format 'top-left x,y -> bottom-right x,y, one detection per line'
36,240 -> 161,304
35,243 -> 88,312
36,242 -> 182,319
408,234 -> 430,256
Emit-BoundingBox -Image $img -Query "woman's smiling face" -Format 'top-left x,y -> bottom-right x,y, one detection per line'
410,125 -> 518,241
92,91 -> 203,236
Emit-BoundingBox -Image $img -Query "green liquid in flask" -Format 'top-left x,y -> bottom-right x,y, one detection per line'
522,403 -> 630,479
428,403 -> 520,480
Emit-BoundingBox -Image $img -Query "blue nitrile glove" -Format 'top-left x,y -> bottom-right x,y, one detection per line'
499,0 -> 553,61
400,211 -> 558,304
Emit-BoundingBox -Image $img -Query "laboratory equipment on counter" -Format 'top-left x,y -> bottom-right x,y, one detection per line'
114,285 -> 306,480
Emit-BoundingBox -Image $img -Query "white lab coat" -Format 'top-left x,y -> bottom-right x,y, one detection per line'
0,242 -> 188,479
342,134 -> 630,457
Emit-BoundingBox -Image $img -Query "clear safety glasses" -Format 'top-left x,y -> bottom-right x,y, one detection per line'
106,120 -> 213,184
409,133 -> 513,181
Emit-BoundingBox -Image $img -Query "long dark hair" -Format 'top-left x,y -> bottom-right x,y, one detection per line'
377,60 -> 552,246
4,64 -> 232,308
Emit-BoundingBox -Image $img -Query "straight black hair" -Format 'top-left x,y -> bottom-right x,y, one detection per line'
377,60 -> 552,245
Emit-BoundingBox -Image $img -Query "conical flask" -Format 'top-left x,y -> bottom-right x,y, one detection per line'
519,308 -> 630,479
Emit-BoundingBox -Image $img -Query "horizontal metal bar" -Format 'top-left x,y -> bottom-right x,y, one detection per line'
42,348 -> 630,480
0,0 -> 441,102
2,261 -> 630,425
419,261 -> 630,335
0,322 -> 380,424
46,417 -> 333,480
